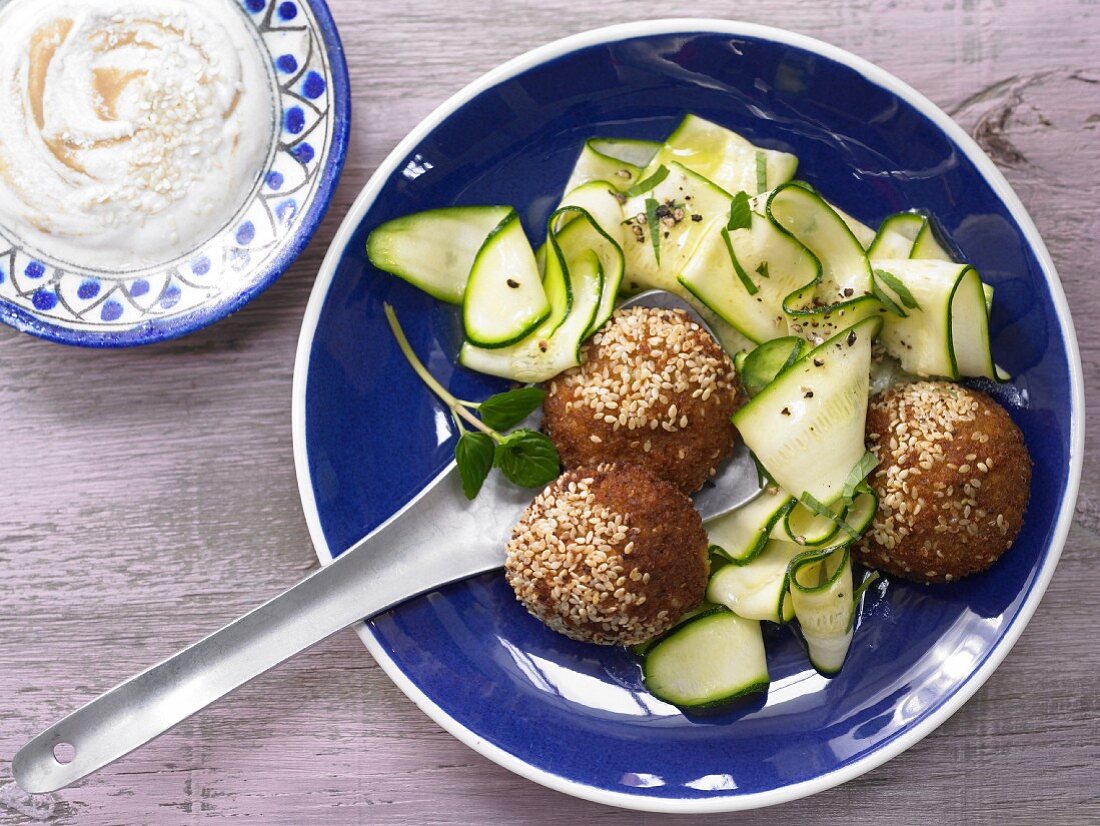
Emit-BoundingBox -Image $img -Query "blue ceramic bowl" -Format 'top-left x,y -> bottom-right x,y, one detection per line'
0,0 -> 349,347
292,20 -> 1083,812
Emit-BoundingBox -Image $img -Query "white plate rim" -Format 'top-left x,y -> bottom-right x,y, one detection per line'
290,18 -> 1085,813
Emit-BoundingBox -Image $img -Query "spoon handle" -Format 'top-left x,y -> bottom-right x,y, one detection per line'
13,463 -> 525,794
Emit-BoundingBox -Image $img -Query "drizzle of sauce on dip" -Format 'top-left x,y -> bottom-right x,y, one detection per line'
0,0 -> 275,269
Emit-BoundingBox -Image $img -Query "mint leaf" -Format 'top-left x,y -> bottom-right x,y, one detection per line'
645,197 -> 661,265
622,164 -> 669,198
478,386 -> 545,431
755,151 -> 768,193
799,492 -> 859,540
756,261 -> 770,279
842,450 -> 880,502
727,191 -> 752,232
455,432 -> 494,499
874,268 -> 921,310
494,429 -> 560,488
871,279 -> 907,316
721,229 -> 758,295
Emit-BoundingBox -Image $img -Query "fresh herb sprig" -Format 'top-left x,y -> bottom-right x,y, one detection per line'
622,164 -> 669,198
384,304 -> 560,499
847,570 -> 882,632
722,228 -> 759,295
727,190 -> 753,232
799,492 -> 861,540
841,449 -> 879,503
754,151 -> 768,194
645,197 -> 662,265
872,268 -> 921,317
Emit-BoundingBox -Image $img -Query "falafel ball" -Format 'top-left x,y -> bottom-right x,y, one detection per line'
855,381 -> 1031,584
543,306 -> 739,495
505,463 -> 709,646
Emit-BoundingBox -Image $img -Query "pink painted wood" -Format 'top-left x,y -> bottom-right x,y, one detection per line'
2,1 -> 1098,823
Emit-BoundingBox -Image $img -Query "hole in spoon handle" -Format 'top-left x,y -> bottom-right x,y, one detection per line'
13,725 -> 90,794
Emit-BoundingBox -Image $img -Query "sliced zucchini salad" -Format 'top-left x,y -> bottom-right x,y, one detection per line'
367,113 -> 1007,710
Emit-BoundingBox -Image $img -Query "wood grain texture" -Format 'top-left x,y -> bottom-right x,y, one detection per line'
2,0 -> 1098,823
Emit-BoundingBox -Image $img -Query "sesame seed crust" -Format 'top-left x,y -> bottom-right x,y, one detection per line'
504,463 -> 709,646
543,307 -> 740,494
855,381 -> 1032,584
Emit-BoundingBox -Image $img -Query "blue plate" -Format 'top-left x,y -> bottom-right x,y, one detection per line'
292,20 -> 1083,812
0,0 -> 349,347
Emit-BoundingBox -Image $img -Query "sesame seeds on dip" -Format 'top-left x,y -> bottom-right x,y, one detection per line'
0,0 -> 275,269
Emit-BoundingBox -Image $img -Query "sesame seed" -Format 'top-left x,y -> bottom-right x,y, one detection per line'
857,381 -> 1020,580
554,307 -> 735,445
503,465 -> 701,645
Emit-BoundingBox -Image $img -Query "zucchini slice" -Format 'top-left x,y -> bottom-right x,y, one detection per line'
910,219 -> 955,261
789,545 -> 855,675
732,316 -> 881,504
696,303 -> 757,357
951,266 -> 1007,380
463,212 -> 550,348
642,608 -> 769,708
767,183 -> 881,343
867,211 -> 925,259
554,180 -> 626,245
589,137 -> 661,167
459,211 -> 604,381
563,141 -> 642,194
642,114 -> 797,195
871,259 -> 1003,380
620,161 -> 732,296
366,205 -> 513,304
775,489 -> 877,547
706,486 -> 793,564
843,490 -> 879,537
774,500 -> 842,547
679,199 -> 819,344
553,201 -> 625,337
630,601 -> 717,657
738,337 -> 807,397
707,540 -> 801,623
872,258 -> 958,377
830,203 -> 877,250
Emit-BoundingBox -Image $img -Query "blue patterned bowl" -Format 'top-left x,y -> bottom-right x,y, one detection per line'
0,0 -> 349,347
292,20 -> 1083,812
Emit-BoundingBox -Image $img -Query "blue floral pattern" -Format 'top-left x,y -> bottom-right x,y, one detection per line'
0,0 -> 346,345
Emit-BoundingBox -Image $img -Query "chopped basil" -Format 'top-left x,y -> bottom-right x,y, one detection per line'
799,492 -> 860,540
841,450 -> 880,502
755,151 -> 768,193
645,197 -> 661,265
622,164 -> 669,198
874,268 -> 921,310
872,279 -> 908,316
722,228 -> 758,295
727,190 -> 753,232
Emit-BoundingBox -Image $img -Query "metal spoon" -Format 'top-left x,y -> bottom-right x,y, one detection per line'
12,290 -> 761,794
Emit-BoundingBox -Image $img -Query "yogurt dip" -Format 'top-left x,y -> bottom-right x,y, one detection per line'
0,0 -> 275,269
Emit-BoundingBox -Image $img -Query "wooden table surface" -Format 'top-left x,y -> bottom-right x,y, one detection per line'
2,1 -> 1097,823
